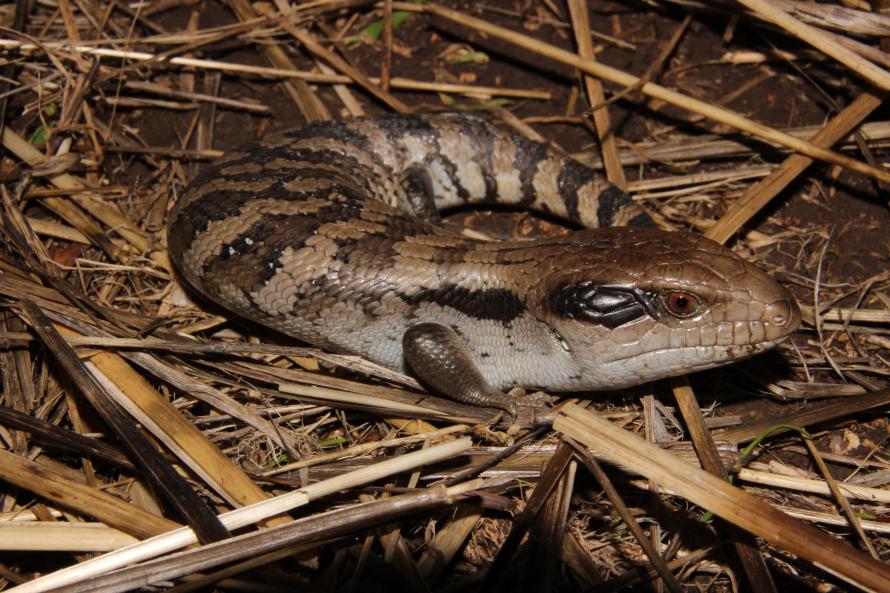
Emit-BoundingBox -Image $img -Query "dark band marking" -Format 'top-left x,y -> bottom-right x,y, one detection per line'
628,209 -> 658,228
453,115 -> 499,201
557,160 -> 596,224
170,172 -> 350,254
331,233 -> 401,269
201,214 -> 312,292
378,112 -> 438,144
595,186 -> 632,229
429,151 -> 471,203
405,285 -> 525,324
279,120 -> 375,154
513,138 -> 550,206
547,282 -> 655,329
201,198 -> 364,282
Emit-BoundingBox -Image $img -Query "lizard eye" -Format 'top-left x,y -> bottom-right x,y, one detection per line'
663,291 -> 700,318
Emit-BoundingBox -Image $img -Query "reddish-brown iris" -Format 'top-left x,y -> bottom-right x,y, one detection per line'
664,291 -> 700,318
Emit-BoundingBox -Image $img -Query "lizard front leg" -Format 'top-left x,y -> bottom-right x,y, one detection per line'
402,323 -> 553,425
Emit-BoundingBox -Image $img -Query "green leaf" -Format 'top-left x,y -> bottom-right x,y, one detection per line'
263,453 -> 291,468
445,50 -> 489,65
29,125 -> 48,146
347,1 -> 421,46
318,436 -> 350,449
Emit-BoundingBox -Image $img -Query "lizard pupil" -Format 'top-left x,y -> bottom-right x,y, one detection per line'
665,292 -> 698,317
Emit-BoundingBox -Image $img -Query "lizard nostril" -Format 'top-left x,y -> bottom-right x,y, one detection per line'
763,298 -> 800,333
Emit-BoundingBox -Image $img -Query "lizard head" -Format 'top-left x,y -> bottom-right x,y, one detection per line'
533,227 -> 800,390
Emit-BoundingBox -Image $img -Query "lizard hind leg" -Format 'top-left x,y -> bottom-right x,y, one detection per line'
396,164 -> 443,225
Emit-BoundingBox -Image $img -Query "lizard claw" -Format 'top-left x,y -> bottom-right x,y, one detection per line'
497,388 -> 556,428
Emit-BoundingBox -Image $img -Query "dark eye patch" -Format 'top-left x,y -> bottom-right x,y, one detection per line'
547,282 -> 654,329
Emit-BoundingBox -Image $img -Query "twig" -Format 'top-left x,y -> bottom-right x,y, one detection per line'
224,0 -> 330,122
0,40 -> 557,101
268,12 -> 410,113
735,0 -> 890,91
801,434 -> 878,557
671,377 -> 776,593
732,468 -> 890,503
705,92 -> 883,243
717,388 -> 890,443
554,403 -> 890,593
399,2 -> 890,184
123,80 -> 270,112
0,448 -> 181,540
54,488 -> 454,593
7,437 -> 472,593
381,0 -> 393,92
567,0 -> 626,190
0,523 -> 138,552
19,300 -> 231,544
569,438 -> 685,593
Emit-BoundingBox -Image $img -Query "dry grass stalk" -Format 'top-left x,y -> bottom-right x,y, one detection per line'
123,81 -> 271,113
570,440 -> 685,593
20,301 -> 230,544
381,0 -> 394,91
160,545 -> 310,593
416,505 -> 482,578
628,166 -> 774,194
736,468 -> 890,504
561,532 -> 605,588
54,488 -> 456,593
670,377 -> 776,592
265,6 -> 411,114
0,404 -> 135,470
554,403 -> 890,593
277,381 -> 497,424
586,546 -> 717,593
23,217 -> 90,244
0,523 -> 138,552
781,507 -> 890,535
0,331 -> 425,390
261,423 -> 468,475
567,0 -> 627,190
118,350 -> 293,450
574,121 -> 890,168
799,304 -> 890,324
2,129 -> 150,253
718,387 -> 890,443
224,0 -> 330,122
624,477 -> 890,534
81,355 -> 290,511
648,0 -> 890,37
401,2 -> 890,184
526,453 -> 577,590
800,434 -> 878,558
9,437 -> 471,593
0,40 -> 553,99
0,448 -> 181,540
705,78 -> 883,246
316,58 -> 366,116
481,442 -> 575,590
19,295 -> 296,508
736,0 -> 890,91
280,438 -> 742,483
